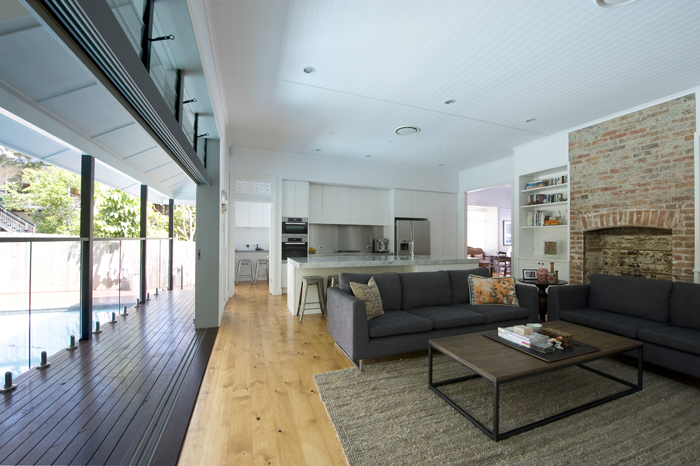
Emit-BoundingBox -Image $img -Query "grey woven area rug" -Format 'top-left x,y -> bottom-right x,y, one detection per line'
314,355 -> 700,466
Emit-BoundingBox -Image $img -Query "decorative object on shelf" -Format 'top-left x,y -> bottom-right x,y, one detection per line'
503,220 -> 512,246
308,247 -> 316,254
544,240 -> 558,256
524,175 -> 567,190
558,209 -> 568,225
523,269 -> 537,280
556,193 -> 566,202
539,328 -> 574,347
526,323 -> 543,331
536,268 -> 549,283
547,273 -> 557,283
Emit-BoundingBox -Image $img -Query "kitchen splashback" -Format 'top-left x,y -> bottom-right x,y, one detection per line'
310,224 -> 384,253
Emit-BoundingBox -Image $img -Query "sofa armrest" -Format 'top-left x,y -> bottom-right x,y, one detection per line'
327,287 -> 370,360
548,285 -> 590,321
515,284 -> 539,322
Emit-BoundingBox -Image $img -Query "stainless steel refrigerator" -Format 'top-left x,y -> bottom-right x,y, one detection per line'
395,219 -> 430,255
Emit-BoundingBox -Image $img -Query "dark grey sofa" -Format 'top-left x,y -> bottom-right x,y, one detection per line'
548,273 -> 700,378
326,268 -> 538,369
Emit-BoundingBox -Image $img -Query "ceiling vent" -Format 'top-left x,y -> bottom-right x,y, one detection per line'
395,126 -> 420,136
595,0 -> 638,7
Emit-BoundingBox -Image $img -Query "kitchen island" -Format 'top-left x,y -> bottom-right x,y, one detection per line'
286,255 -> 479,314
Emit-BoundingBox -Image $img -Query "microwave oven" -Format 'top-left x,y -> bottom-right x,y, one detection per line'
282,217 -> 308,235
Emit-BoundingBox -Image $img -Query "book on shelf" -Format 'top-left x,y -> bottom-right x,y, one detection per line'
524,175 -> 567,190
527,193 -> 565,205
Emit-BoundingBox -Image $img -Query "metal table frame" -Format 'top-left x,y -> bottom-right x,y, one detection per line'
427,344 -> 643,442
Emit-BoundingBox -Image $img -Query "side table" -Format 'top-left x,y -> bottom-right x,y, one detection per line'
517,279 -> 568,322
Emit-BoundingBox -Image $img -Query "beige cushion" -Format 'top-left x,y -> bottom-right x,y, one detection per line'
350,277 -> 384,320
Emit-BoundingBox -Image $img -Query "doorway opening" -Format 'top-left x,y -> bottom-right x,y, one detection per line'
466,184 -> 512,277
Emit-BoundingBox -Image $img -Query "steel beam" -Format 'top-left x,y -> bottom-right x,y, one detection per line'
80,155 -> 95,341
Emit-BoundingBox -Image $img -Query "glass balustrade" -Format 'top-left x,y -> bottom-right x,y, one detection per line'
107,0 -> 146,55
0,242 -> 30,377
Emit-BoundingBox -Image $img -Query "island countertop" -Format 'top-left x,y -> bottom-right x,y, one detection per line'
288,255 -> 479,268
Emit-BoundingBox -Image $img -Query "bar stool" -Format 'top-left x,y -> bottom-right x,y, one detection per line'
253,259 -> 269,284
327,274 -> 340,289
296,276 -> 326,323
235,259 -> 253,285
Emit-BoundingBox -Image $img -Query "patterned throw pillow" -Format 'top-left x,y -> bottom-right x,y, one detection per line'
467,275 -> 519,306
350,277 -> 385,320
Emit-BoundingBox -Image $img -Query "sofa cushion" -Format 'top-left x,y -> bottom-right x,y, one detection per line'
367,310 -> 433,338
399,271 -> 452,310
588,274 -> 672,322
638,326 -> 700,357
447,267 -> 490,304
405,306 -> 487,329
339,273 -> 402,311
467,276 -> 519,306
559,308 -> 669,339
349,277 -> 384,320
669,281 -> 700,330
453,303 -> 530,323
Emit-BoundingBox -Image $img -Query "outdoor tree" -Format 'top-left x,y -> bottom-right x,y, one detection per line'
0,145 -> 46,188
173,205 -> 196,242
93,187 -> 169,238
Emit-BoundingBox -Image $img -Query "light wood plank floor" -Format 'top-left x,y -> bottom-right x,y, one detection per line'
179,282 -> 355,466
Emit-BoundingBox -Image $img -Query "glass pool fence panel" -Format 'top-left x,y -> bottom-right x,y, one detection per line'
146,239 -> 161,297
30,241 -> 81,369
0,242 -> 30,377
160,239 -> 169,290
119,239 -> 141,309
93,240 -> 122,326
173,240 -> 196,289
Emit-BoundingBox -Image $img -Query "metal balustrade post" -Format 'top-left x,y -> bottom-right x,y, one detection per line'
140,185 -> 148,305
168,199 -> 174,291
80,155 -> 94,341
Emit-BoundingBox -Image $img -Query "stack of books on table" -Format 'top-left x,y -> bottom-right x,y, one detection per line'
498,327 -> 549,348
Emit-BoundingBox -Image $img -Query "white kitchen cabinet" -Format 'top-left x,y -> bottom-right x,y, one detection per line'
322,185 -> 338,224
350,188 -> 363,225
394,189 -> 412,217
248,202 -> 264,227
295,182 -> 309,217
376,190 -> 389,225
235,201 -> 250,227
428,192 -> 444,256
443,194 -> 458,256
337,187 -> 351,224
412,191 -> 429,218
263,203 -> 271,228
362,189 -> 377,225
309,184 -> 323,223
282,180 -> 309,218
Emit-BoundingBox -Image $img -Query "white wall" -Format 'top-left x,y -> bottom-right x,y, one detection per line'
457,156 -> 514,257
230,147 -> 459,193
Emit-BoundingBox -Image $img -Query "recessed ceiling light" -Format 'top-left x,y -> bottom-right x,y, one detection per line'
315,148 -> 321,151
438,164 -> 444,166
365,155 -> 372,158
525,118 -> 536,123
303,66 -> 315,74
444,99 -> 456,105
595,0 -> 638,7
395,126 -> 420,136
329,131 -> 334,134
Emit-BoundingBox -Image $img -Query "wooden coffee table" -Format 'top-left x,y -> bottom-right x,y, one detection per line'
428,321 -> 643,441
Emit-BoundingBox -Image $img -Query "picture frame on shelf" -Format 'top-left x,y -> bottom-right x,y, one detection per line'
556,193 -> 566,202
503,220 -> 511,246
523,269 -> 537,280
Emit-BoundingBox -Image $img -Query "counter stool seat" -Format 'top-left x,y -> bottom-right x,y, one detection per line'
236,259 -> 253,285
296,276 -> 326,323
254,258 -> 269,284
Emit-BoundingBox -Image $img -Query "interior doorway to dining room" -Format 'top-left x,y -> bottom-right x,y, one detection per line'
466,184 -> 512,277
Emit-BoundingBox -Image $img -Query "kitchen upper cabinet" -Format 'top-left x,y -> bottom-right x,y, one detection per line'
309,184 -> 323,223
412,191 -> 429,218
428,193 -> 444,256
350,188 -> 363,225
337,187 -> 351,224
263,203 -> 271,228
442,194 -> 458,256
322,185 -> 338,224
376,190 -> 389,224
282,180 -> 309,217
362,189 -> 377,225
235,201 -> 250,227
248,202 -> 264,227
394,189 -> 412,217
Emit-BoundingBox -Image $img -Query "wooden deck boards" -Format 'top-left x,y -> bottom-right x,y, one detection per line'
0,288 -> 210,466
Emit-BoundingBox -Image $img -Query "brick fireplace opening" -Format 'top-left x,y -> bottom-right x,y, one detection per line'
584,226 -> 672,283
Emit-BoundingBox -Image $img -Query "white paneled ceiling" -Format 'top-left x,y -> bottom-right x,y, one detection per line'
202,0 -> 700,171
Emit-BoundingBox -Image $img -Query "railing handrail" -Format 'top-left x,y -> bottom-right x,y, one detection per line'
0,205 -> 35,233
0,236 -> 88,243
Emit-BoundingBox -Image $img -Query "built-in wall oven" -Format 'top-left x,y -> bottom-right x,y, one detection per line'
281,236 -> 308,262
282,217 -> 309,236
